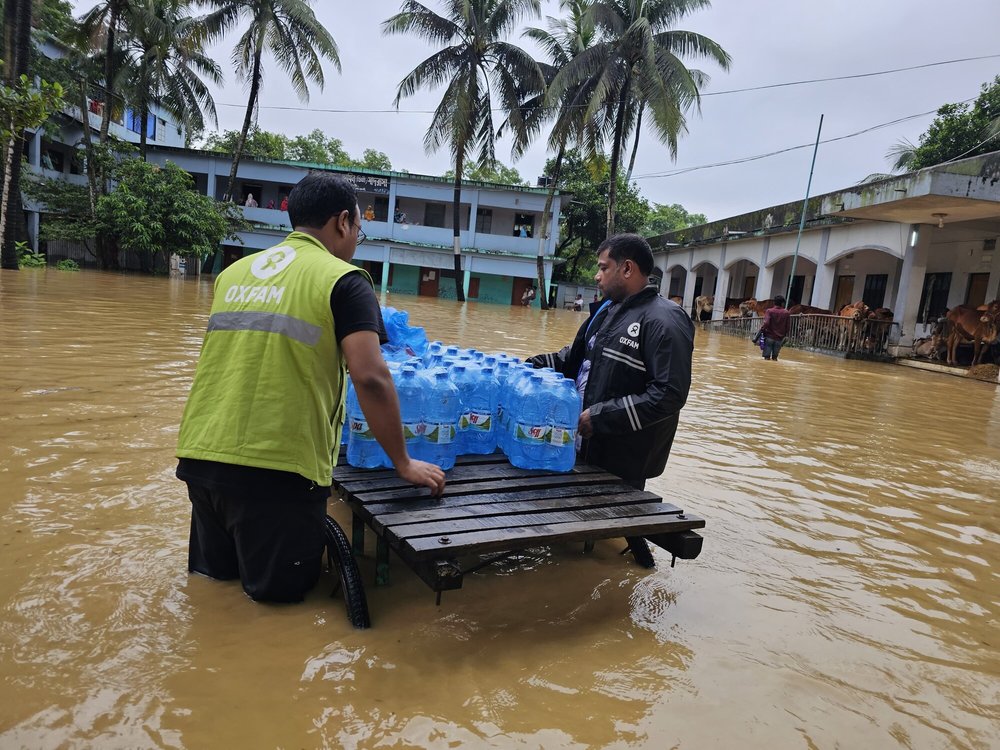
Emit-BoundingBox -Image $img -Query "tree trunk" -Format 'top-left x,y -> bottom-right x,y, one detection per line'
451,149 -> 466,302
224,46 -> 263,202
606,87 -> 630,238
625,102 -> 644,184
0,121 -> 19,267
536,142 -> 566,310
78,78 -> 98,214
138,68 -> 149,161
1,0 -> 32,269
99,0 -> 121,144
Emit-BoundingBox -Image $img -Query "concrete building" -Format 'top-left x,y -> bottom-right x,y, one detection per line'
142,147 -> 565,305
649,151 -> 1000,346
22,40 -> 565,307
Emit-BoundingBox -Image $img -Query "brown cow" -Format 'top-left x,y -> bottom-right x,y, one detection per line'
722,305 -> 745,319
945,305 -> 1000,366
788,304 -> 833,315
693,295 -> 714,321
838,301 -> 870,320
742,298 -> 774,317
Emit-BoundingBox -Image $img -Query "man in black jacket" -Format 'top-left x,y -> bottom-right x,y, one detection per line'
529,234 -> 694,564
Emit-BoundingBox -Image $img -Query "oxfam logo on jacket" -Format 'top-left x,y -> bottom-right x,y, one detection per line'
250,246 -> 296,279
627,322 -> 641,337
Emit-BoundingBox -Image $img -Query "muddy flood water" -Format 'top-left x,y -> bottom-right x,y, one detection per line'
1,269 -> 998,749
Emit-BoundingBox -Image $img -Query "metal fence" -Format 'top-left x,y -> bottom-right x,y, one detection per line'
701,314 -> 901,359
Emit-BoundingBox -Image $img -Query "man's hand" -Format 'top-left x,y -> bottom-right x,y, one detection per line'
578,408 -> 593,438
396,459 -> 446,498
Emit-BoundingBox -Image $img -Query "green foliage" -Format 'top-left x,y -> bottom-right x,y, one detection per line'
548,149 -> 649,283
55,258 -> 79,271
643,203 -> 707,237
900,76 -> 1000,171
23,170 -> 100,243
203,127 -> 289,160
0,72 -> 64,141
95,159 -> 247,260
16,240 -> 46,267
200,127 -> 393,171
443,160 -> 527,186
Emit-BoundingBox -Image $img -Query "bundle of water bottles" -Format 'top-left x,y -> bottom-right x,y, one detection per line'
341,308 -> 582,472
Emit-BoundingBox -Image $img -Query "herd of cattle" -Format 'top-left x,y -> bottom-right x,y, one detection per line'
911,299 -> 1000,366
675,294 -> 1000,366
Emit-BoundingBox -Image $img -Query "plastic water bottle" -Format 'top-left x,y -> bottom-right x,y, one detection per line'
508,375 -> 550,469
395,365 -> 427,462
346,376 -> 390,469
455,364 -> 498,454
547,378 -> 581,471
423,370 -> 460,469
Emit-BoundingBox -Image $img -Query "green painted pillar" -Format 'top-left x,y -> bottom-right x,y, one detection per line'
463,268 -> 471,298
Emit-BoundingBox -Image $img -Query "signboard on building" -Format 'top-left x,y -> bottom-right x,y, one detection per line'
340,172 -> 391,195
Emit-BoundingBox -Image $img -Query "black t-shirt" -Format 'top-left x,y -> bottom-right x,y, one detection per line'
177,270 -> 384,491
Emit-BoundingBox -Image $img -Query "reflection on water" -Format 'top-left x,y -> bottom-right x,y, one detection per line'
1,269 -> 997,749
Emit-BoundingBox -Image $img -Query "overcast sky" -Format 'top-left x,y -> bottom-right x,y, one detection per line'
74,0 -> 1000,221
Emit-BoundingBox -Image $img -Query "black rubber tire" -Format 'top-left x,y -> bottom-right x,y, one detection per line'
324,516 -> 371,629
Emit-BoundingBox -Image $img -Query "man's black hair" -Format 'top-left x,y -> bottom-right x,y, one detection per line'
597,233 -> 654,276
774,294 -> 786,307
287,172 -> 357,229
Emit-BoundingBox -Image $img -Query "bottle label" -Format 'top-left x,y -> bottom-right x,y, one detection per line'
402,421 -> 425,441
461,411 -> 492,432
350,418 -> 375,441
425,422 -> 455,444
515,423 -> 550,444
549,427 -> 576,446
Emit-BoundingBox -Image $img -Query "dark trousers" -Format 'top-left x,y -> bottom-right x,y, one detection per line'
186,482 -> 328,603
763,337 -> 784,359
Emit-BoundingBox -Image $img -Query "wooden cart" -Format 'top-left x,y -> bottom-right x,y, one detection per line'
324,453 -> 705,628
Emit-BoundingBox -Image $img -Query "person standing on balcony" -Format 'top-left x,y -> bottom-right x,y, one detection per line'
363,204 -> 375,221
280,195 -> 288,211
244,193 -> 257,208
759,295 -> 791,361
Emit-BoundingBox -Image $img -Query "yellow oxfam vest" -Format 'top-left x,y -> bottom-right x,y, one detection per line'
177,232 -> 372,486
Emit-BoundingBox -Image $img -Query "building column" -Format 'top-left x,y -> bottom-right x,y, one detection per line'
387,179 -> 399,238
713,244 -> 729,319
381,245 -> 391,296
754,238 -> 772,300
682,266 -> 697,314
467,189 -> 480,247
893,224 -> 931,345
810,229 -> 835,309
986,243 -> 1000,302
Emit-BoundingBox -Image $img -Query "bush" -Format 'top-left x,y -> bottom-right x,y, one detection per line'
16,241 -> 47,268
55,258 -> 80,272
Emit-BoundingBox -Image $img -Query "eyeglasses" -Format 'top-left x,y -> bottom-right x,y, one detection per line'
354,222 -> 366,246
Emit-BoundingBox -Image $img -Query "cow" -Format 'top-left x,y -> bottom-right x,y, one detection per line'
788,304 -> 833,315
838,301 -> 870,320
722,304 -> 745,319
945,305 -> 1000,366
693,295 -> 714,321
858,307 -> 895,353
912,318 -> 948,360
742,298 -> 774,317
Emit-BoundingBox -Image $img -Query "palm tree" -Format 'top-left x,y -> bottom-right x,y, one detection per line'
201,0 -> 339,202
551,0 -> 730,236
79,0 -> 134,144
117,0 -> 221,160
384,0 -> 544,302
523,0 -> 599,307
1,0 -> 33,268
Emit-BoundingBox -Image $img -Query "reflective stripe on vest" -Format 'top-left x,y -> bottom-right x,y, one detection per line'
207,311 -> 321,347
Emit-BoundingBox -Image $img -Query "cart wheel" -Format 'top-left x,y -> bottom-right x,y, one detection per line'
324,516 -> 371,629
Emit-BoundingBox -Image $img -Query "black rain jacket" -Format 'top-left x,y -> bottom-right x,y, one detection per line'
529,286 -> 694,480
